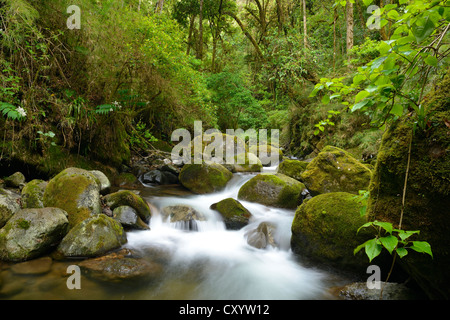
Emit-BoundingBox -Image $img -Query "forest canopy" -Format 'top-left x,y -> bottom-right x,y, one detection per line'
1,0 -> 449,172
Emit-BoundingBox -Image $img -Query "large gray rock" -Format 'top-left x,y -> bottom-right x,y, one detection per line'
112,206 -> 149,230
103,190 -> 151,223
0,207 -> 69,261
245,222 -> 277,249
56,214 -> 127,258
161,205 -> 206,231
4,172 -> 26,188
0,188 -> 21,228
89,170 -> 111,194
179,163 -> 232,194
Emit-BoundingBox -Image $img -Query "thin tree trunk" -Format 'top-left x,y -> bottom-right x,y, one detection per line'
275,0 -> 285,35
302,0 -> 307,48
156,0 -> 164,14
346,1 -> 354,54
186,14 -> 196,55
197,0 -> 204,60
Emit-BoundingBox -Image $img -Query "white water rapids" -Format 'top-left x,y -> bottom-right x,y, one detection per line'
125,166 -> 342,300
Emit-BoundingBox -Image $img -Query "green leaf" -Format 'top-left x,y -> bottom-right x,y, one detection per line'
355,90 -> 370,103
373,220 -> 393,234
365,238 -> 382,262
396,247 -> 408,258
321,95 -> 330,105
412,15 -> 436,44
390,104 -> 403,117
357,222 -> 373,234
351,99 -> 370,112
395,229 -> 420,241
379,235 -> 398,254
371,56 -> 388,70
409,241 -> 433,258
424,55 -> 438,67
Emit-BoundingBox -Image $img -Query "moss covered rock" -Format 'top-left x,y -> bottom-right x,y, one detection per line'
248,144 -> 283,166
291,192 -> 373,273
238,173 -> 307,209
4,172 -> 26,188
300,146 -> 372,195
0,207 -> 69,261
112,206 -> 150,230
224,152 -> 263,173
0,188 -> 21,228
367,71 -> 450,299
277,159 -> 309,181
56,214 -> 127,258
43,167 -> 102,229
210,198 -> 252,230
21,179 -> 47,209
103,190 -> 152,223
179,163 -> 233,194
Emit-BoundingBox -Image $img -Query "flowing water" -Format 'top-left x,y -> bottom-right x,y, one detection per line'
0,166 -> 349,300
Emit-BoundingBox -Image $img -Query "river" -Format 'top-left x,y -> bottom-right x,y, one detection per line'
0,166 -> 349,300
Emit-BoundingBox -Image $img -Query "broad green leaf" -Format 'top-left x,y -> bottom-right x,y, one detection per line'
410,241 -> 433,258
373,220 -> 393,234
355,90 -> 370,103
363,0 -> 373,6
412,15 -> 436,44
424,55 -> 438,67
365,238 -> 382,262
353,74 -> 366,85
321,95 -> 330,105
371,56 -> 388,70
379,235 -> 398,254
395,229 -> 420,241
365,85 -> 378,93
357,221 -> 373,234
396,247 -> 408,258
390,104 -> 404,117
351,98 -> 371,112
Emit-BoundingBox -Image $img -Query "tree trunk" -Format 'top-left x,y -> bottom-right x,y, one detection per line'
346,1 -> 354,54
302,0 -> 307,48
156,0 -> 164,14
197,0 -> 204,60
275,0 -> 285,35
186,14 -> 196,55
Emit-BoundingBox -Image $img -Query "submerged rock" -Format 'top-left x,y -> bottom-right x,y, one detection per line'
161,205 -> 206,231
245,222 -> 277,249
21,179 -> 47,209
56,214 -> 127,258
0,207 -> 69,261
237,173 -> 307,209
300,146 -> 372,195
78,249 -> 162,283
179,162 -> 232,194
43,167 -> 102,229
338,282 -> 423,300
210,198 -> 252,230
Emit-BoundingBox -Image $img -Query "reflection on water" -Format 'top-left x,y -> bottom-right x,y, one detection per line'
0,169 -> 349,300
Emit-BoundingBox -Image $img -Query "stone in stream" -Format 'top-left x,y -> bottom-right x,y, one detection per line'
0,188 -> 21,228
0,207 -> 69,261
245,222 -> 277,249
21,179 -> 47,209
179,162 -> 232,194
161,205 -> 206,231
103,190 -> 152,223
4,172 -> 26,188
210,198 -> 252,230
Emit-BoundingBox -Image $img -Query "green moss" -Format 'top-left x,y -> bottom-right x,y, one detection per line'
291,192 -> 373,272
210,198 -> 252,229
300,145 -> 372,195
238,173 -> 306,209
179,163 -> 233,194
277,159 -> 308,181
103,190 -> 152,223
15,218 -> 30,230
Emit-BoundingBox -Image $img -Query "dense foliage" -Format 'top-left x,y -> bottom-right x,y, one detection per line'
1,0 -> 448,169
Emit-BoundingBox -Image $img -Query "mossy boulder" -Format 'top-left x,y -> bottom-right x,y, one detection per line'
291,192 -> 373,273
300,146 -> 372,195
0,207 -> 69,261
210,198 -> 252,230
4,172 -> 26,188
103,190 -> 152,223
89,170 -> 111,195
248,144 -> 283,166
0,188 -> 21,228
224,152 -> 262,173
179,163 -> 233,194
161,205 -> 206,231
366,71 -> 450,299
238,173 -> 307,209
21,179 -> 47,209
43,167 -> 102,229
56,214 -> 127,258
277,159 -> 309,181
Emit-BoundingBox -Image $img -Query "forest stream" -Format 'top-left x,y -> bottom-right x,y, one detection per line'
0,166 -> 350,300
